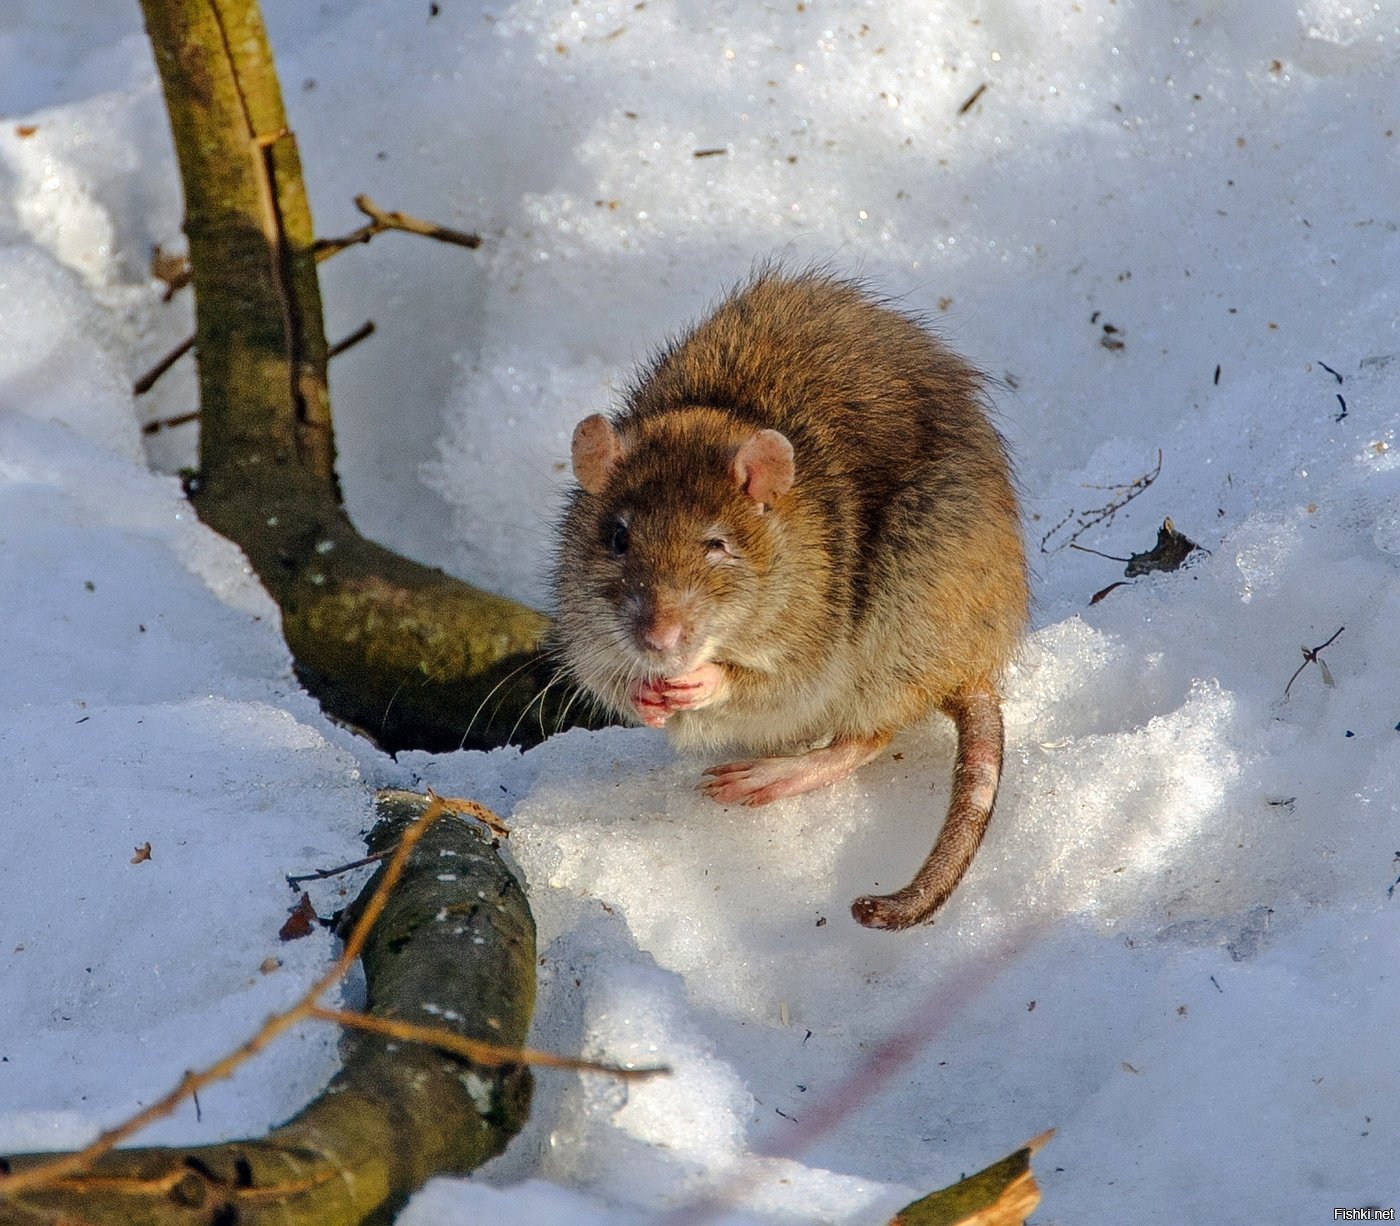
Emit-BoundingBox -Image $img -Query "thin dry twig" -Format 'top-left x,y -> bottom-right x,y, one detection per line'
438,793 -> 512,839
137,322 -> 374,436
1089,579 -> 1131,605
958,82 -> 988,114
285,792 -> 509,892
326,318 -> 376,359
141,409 -> 200,436
285,849 -> 388,888
134,195 -> 481,395
1040,449 -> 1163,553
0,791 -> 657,1202
1284,626 -> 1345,699
134,336 -> 196,397
150,244 -> 192,300
312,193 -> 482,260
1068,542 -> 1130,563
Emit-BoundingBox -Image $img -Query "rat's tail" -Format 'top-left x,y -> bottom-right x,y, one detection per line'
850,689 -> 1003,930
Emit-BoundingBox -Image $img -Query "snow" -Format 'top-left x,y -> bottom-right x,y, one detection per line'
2,0 -> 1398,1222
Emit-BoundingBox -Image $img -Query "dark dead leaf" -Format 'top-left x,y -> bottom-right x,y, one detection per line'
279,892 -> 318,941
1124,518 -> 1200,576
130,842 -> 152,865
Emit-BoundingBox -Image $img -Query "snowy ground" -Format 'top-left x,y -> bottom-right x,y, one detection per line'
2,1 -> 1398,1222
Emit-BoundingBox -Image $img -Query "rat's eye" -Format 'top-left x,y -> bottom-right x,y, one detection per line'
705,535 -> 735,560
607,519 -> 630,556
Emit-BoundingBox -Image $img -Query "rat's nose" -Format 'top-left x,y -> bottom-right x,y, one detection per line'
642,621 -> 684,653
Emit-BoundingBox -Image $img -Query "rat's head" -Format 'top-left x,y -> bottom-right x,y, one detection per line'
554,407 -> 795,703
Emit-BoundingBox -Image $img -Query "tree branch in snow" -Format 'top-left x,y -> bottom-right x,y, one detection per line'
132,0 -> 592,752
0,791 -> 662,1225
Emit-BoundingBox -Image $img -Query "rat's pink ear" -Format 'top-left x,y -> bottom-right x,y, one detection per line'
571,414 -> 624,494
731,428 -> 795,507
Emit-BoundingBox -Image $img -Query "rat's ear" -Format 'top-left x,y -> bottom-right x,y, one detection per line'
571,414 -> 624,494
731,428 -> 795,507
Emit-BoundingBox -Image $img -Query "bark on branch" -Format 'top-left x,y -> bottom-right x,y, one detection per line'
0,793 -> 538,1225
140,0 -> 588,752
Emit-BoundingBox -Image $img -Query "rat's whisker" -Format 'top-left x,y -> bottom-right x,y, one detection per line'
459,650 -> 549,751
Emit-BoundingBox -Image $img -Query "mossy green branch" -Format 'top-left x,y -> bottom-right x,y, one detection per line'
0,794 -> 536,1225
140,0 -> 589,750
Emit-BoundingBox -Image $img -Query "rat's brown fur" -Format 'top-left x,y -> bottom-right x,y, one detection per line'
553,269 -> 1028,929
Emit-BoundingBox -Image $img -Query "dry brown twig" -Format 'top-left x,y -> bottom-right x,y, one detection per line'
312,193 -> 482,259
140,323 -> 372,434
306,1006 -> 659,1077
284,798 -> 506,888
1284,626 -> 1344,698
140,408 -> 200,436
135,195 -> 480,398
134,335 -> 195,399
325,318 -> 375,359
285,848 -> 388,888
0,790 -> 663,1203
1040,449 -> 1163,554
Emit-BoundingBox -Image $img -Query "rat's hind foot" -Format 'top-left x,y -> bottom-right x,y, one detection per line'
700,731 -> 890,807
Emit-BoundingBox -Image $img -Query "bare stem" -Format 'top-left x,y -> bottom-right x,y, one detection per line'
136,193 -> 481,396
326,318 -> 375,358
133,335 -> 196,396
312,193 -> 482,259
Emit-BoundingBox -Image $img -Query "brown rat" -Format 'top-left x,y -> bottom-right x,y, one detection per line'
553,269 -> 1029,930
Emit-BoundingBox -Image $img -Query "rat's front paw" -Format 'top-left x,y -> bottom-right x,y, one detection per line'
628,677 -> 674,727
658,662 -> 727,711
628,664 -> 727,727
